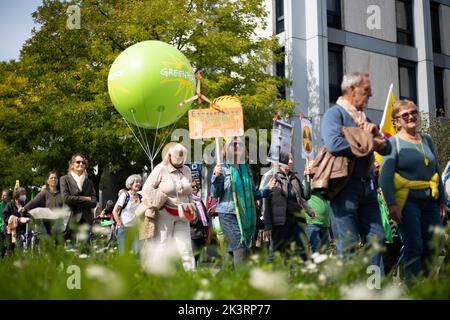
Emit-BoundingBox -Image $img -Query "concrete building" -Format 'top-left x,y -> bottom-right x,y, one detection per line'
263,0 -> 450,173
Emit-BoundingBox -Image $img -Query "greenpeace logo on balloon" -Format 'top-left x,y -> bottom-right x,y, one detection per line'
160,68 -> 195,83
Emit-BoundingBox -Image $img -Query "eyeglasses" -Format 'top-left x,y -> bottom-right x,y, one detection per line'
75,160 -> 86,165
397,110 -> 418,120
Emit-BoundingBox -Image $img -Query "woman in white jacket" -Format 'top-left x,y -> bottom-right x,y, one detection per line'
141,143 -> 196,271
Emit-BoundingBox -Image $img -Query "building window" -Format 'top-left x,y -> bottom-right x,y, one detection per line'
398,59 -> 417,102
434,67 -> 445,117
275,0 -> 284,34
276,47 -> 286,99
431,2 -> 441,54
327,0 -> 342,29
328,44 -> 343,104
396,0 -> 414,46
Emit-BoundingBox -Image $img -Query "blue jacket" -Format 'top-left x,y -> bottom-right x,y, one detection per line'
321,104 -> 391,178
210,164 -> 271,214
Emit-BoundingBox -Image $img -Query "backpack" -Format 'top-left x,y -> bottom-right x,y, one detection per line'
118,192 -> 142,217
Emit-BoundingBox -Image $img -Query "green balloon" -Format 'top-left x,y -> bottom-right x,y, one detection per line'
108,41 -> 195,128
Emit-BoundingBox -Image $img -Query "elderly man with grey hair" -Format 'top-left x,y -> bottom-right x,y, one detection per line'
320,72 -> 391,270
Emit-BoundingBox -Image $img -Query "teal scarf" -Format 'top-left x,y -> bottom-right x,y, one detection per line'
230,164 -> 256,247
377,191 -> 393,244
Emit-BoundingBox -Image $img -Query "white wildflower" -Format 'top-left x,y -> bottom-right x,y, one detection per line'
209,267 -> 220,276
76,230 -> 89,242
92,225 -> 111,236
318,273 -> 327,284
430,225 -> 445,236
341,283 -> 377,300
295,283 -> 318,291
86,265 -> 125,298
306,262 -> 317,272
380,284 -> 407,300
312,253 -> 328,264
249,268 -> 288,297
13,260 -> 24,268
78,253 -> 89,259
200,278 -> 210,288
341,282 -> 409,300
140,241 -> 180,276
194,290 -> 213,300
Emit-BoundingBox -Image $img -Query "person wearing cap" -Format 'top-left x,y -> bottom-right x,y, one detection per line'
141,143 -> 196,271
211,137 -> 275,267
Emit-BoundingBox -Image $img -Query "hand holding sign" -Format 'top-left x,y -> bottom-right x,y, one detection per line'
268,177 -> 277,191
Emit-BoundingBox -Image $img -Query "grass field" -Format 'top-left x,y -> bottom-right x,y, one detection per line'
0,231 -> 449,300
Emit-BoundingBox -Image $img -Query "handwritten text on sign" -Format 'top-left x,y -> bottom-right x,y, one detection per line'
188,107 -> 244,139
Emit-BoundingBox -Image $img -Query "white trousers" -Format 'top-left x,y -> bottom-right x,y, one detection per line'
153,208 -> 195,271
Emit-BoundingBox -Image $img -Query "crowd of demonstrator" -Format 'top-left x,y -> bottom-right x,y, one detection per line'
1,72 -> 449,287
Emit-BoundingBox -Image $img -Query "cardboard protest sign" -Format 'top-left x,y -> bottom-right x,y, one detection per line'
267,120 -> 293,167
188,107 -> 244,139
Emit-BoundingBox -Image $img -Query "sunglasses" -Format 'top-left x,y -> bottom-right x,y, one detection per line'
397,110 -> 418,120
75,160 -> 86,165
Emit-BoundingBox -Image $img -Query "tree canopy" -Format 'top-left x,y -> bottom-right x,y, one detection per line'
0,0 -> 292,191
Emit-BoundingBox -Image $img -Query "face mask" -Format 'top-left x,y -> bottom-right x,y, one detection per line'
19,195 -> 27,203
170,151 -> 185,167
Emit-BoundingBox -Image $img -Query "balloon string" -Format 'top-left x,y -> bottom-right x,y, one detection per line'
151,110 -> 163,158
141,127 -> 151,162
131,112 -> 152,160
143,99 -> 157,160
153,122 -> 177,161
123,118 -> 152,162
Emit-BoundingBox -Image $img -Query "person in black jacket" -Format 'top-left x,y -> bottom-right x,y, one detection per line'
60,153 -> 97,248
3,187 -> 29,254
263,154 -> 315,260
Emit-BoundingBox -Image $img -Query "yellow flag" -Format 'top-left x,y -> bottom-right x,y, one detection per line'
14,180 -> 20,189
375,84 -> 396,166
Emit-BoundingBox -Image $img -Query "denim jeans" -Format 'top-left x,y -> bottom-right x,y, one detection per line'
399,198 -> 442,285
116,227 -> 140,255
307,224 -> 330,253
217,212 -> 247,267
330,178 -> 385,269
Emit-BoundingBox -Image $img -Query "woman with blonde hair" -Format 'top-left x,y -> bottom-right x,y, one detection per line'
60,153 -> 97,247
141,143 -> 196,271
211,137 -> 275,267
379,100 -> 447,285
